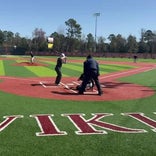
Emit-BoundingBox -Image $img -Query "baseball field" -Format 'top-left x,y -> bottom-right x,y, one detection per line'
0,55 -> 156,156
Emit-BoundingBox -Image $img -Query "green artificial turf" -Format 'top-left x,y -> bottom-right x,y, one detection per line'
0,56 -> 156,156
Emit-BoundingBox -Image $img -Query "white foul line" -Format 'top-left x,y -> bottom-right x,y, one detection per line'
39,81 -> 59,88
100,66 -> 156,80
1,65 -> 156,91
60,82 -> 77,93
39,81 -> 47,88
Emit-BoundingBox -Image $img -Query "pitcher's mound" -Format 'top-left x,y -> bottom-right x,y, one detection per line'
14,62 -> 48,66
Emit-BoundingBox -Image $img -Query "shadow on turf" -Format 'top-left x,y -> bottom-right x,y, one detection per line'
51,91 -> 77,95
102,82 -> 131,88
51,91 -> 102,96
31,84 -> 41,86
31,83 -> 56,86
102,82 -> 155,91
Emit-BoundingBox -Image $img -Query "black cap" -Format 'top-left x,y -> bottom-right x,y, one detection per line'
87,54 -> 92,59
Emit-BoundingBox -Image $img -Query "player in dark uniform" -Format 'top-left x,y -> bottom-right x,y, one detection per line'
30,51 -> 35,63
76,73 -> 94,91
133,55 -> 138,63
54,53 -> 66,85
78,55 -> 103,95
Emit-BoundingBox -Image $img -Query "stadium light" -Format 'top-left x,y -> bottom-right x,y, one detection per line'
93,13 -> 100,52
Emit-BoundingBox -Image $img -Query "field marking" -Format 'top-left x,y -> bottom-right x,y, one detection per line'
60,82 -> 77,93
39,80 -> 97,94
73,81 -> 98,92
84,91 -> 98,95
0,76 -> 40,82
66,83 -> 75,86
100,66 -> 156,80
39,81 -> 47,88
0,65 -> 156,84
39,81 -> 60,88
143,67 -> 156,72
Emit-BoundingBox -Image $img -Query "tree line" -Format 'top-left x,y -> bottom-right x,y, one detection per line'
0,18 -> 156,56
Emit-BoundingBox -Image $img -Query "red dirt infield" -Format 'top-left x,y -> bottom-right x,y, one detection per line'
0,61 -> 155,101
13,62 -> 48,66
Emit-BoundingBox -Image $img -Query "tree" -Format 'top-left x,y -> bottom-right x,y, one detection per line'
115,34 -> 126,53
140,28 -> 145,42
138,41 -> 149,53
50,32 -> 66,52
32,28 -> 46,51
151,32 -> 156,55
86,33 -> 94,52
108,34 -> 116,52
108,34 -> 126,53
2,31 -> 15,54
144,30 -> 154,43
0,30 -> 4,45
138,29 -> 151,53
65,18 -> 82,39
97,36 -> 106,53
14,33 -> 21,46
143,30 -> 154,53
126,35 -> 138,53
65,18 -> 82,52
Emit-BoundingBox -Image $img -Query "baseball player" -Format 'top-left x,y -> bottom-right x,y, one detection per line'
54,53 -> 66,85
30,51 -> 35,64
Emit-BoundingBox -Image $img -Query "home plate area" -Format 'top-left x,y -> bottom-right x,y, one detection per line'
0,76 -> 154,101
34,77 -> 154,101
39,80 -> 100,94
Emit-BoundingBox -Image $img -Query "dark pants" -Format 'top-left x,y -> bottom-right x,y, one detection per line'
55,67 -> 62,84
79,71 -> 102,94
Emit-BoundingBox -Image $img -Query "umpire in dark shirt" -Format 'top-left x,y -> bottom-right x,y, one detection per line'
78,55 -> 103,95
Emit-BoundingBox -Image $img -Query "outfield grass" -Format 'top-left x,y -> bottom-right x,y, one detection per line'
0,56 -> 156,156
98,57 -> 156,63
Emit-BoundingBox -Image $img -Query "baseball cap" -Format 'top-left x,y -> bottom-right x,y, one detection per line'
61,53 -> 66,58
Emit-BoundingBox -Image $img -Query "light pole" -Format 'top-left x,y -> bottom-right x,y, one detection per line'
94,13 -> 100,52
